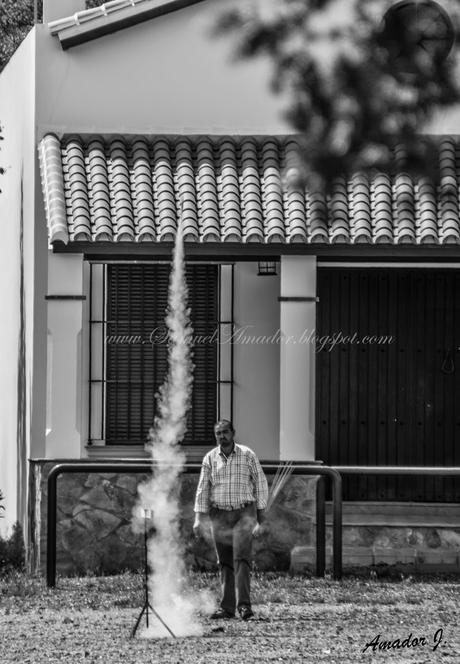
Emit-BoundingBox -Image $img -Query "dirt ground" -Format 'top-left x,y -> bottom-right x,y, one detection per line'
1,571 -> 459,663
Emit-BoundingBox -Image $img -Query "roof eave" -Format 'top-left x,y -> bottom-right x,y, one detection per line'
53,0 -> 205,50
51,241 -> 460,259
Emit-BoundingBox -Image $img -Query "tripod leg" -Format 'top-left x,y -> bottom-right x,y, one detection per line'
131,514 -> 174,639
131,605 -> 147,638
144,516 -> 150,629
149,603 -> 176,638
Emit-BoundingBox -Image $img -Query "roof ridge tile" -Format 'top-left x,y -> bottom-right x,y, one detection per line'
48,0 -> 146,32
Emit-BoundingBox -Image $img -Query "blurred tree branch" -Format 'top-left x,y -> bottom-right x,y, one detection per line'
0,0 -> 42,73
216,0 -> 460,190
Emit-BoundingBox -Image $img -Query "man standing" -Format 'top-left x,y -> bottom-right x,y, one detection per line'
193,420 -> 268,620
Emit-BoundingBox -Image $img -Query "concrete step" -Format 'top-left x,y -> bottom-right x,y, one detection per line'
290,545 -> 460,573
321,502 -> 460,528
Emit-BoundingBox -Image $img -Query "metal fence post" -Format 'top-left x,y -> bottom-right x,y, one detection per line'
330,468 -> 343,580
46,467 -> 58,588
316,476 -> 326,577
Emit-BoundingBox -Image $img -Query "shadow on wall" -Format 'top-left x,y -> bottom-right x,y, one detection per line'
16,176 -> 27,536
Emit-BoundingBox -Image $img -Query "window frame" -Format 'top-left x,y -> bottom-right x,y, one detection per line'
86,260 -> 234,453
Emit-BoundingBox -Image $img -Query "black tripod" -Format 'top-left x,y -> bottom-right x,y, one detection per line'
131,511 -> 176,638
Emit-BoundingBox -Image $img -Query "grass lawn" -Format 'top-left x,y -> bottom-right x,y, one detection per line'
0,570 -> 459,663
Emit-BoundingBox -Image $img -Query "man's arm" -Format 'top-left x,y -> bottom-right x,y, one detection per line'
193,456 -> 212,538
249,452 -> 268,523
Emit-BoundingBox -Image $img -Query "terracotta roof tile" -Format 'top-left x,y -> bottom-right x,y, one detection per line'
38,136 -> 69,243
131,138 -> 156,241
38,133 -> 460,246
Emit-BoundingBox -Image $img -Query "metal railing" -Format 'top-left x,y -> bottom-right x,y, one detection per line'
45,460 -> 460,587
46,461 -> 342,587
328,466 -> 460,570
334,466 -> 460,478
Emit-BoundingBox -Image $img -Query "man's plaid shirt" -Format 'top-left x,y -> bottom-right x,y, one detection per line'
194,444 -> 268,513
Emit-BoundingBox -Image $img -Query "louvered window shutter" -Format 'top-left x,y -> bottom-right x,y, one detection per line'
105,264 -> 218,445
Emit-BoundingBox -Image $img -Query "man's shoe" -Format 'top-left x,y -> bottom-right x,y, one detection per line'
210,608 -> 235,620
239,606 -> 254,621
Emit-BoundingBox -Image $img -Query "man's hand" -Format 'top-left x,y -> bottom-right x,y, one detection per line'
253,508 -> 268,538
252,522 -> 267,539
193,514 -> 206,540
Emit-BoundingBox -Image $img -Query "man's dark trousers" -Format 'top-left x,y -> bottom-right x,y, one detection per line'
210,503 -> 256,615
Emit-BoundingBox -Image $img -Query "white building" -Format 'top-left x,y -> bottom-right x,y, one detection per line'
1,0 -> 460,571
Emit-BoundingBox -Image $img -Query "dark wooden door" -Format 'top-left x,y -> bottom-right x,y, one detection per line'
316,267 -> 460,501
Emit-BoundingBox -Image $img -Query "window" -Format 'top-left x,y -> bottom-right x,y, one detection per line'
88,263 -> 224,447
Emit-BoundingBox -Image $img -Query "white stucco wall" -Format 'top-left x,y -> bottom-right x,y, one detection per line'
279,256 -> 316,461
35,0 -> 289,136
33,0 -> 290,464
46,254 -> 86,458
46,259 -> 281,461
233,263 -> 280,461
0,33 -> 38,535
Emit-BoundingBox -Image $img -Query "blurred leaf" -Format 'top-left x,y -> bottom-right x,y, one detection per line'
217,0 -> 460,191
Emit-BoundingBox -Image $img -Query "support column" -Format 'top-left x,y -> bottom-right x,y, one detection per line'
279,256 -> 317,460
46,254 -> 86,458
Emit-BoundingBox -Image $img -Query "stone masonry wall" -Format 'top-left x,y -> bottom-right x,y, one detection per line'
29,461 -> 317,576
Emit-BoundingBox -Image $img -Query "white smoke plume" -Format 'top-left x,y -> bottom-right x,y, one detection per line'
132,219 -> 214,638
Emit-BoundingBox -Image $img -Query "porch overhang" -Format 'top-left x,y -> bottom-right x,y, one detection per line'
51,241 -> 460,260
38,133 -> 460,251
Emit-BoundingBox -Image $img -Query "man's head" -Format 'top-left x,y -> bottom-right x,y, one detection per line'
214,419 -> 235,448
